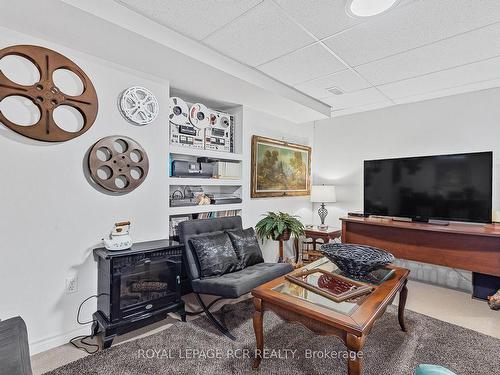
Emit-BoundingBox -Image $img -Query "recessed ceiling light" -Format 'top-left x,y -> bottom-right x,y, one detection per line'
346,0 -> 401,18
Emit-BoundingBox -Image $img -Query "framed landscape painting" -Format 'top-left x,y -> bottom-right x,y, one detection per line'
251,135 -> 311,198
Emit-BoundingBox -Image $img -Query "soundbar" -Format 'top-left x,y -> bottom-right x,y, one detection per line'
348,212 -> 369,218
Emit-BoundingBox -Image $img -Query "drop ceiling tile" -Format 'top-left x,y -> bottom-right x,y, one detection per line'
272,0 -> 363,39
203,1 -> 315,66
273,0 -> 415,40
295,69 -> 371,98
378,56 -> 500,99
391,78 -> 500,105
321,87 -> 388,110
324,0 -> 500,67
257,44 -> 345,85
115,0 -> 263,40
332,100 -> 393,117
355,22 -> 500,86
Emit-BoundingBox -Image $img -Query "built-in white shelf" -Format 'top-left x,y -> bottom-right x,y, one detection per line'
169,145 -> 243,162
168,177 -> 242,186
167,92 -> 243,239
169,203 -> 243,215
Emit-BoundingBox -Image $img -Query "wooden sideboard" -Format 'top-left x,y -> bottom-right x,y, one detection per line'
341,217 -> 500,277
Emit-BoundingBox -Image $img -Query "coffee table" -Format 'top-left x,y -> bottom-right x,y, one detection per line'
251,257 -> 410,375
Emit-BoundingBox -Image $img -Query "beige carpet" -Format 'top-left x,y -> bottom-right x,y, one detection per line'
45,299 -> 500,375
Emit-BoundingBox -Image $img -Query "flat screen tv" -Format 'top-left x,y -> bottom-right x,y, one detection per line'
364,151 -> 493,224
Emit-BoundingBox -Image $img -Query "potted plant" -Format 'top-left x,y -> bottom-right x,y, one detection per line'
255,212 -> 305,262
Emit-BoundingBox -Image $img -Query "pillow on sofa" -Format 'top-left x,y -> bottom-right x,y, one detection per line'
227,227 -> 264,268
189,232 -> 240,278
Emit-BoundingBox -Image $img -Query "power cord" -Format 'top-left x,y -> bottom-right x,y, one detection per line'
68,293 -> 108,354
69,335 -> 99,355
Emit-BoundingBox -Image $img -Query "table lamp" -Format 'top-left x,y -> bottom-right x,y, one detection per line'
311,185 -> 337,230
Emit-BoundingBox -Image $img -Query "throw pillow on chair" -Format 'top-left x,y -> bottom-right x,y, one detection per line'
227,227 -> 264,268
189,232 -> 240,277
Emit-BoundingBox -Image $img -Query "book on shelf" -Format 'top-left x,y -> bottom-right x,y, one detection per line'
196,210 -> 239,219
169,215 -> 191,238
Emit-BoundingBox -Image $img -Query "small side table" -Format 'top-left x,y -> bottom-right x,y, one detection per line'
295,226 -> 341,264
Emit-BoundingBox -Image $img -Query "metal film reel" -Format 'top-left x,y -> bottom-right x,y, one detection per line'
169,96 -> 189,125
0,44 -> 98,142
88,136 -> 149,193
219,113 -> 230,128
189,102 -> 210,129
208,111 -> 219,126
119,86 -> 159,125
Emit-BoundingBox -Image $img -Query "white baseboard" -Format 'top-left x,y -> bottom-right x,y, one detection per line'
30,325 -> 91,355
393,259 -> 473,293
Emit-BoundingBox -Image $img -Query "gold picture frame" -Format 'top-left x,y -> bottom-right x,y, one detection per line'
285,268 -> 374,303
251,135 -> 311,198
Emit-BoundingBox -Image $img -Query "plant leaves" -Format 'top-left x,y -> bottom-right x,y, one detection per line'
254,211 -> 305,241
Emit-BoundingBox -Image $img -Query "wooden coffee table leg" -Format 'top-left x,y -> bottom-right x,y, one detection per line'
252,297 -> 264,369
346,333 -> 364,375
398,279 -> 408,332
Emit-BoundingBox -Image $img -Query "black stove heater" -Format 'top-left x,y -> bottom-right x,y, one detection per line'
92,240 -> 186,348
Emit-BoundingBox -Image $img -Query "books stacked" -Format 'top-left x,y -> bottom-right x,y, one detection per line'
197,210 -> 239,219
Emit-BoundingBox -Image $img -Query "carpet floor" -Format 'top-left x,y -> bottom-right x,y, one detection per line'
45,299 -> 500,375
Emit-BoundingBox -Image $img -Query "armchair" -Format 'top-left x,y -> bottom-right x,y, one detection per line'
178,216 -> 292,339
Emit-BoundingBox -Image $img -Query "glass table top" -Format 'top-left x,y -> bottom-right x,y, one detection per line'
272,258 -> 375,316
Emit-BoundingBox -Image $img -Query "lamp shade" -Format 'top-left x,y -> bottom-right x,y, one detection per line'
311,185 -> 337,203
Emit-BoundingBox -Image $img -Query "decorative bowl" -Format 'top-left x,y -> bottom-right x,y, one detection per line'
320,243 -> 395,277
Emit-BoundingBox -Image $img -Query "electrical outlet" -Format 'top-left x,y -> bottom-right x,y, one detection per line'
66,276 -> 78,294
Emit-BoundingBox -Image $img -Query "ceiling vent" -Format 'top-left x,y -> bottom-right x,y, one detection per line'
327,86 -> 344,96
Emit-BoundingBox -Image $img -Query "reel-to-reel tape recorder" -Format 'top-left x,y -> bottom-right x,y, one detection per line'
205,110 -> 232,152
169,97 -> 204,149
169,97 -> 233,152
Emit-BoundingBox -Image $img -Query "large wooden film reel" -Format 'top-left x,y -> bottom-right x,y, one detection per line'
0,45 -> 98,142
88,136 -> 149,193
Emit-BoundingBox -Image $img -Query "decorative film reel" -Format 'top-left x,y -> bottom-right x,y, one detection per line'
119,86 -> 159,125
0,44 -> 98,142
88,136 -> 149,194
189,102 -> 210,129
169,96 -> 189,125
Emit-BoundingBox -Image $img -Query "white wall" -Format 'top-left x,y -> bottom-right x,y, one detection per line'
0,27 -> 314,354
0,28 -> 171,354
313,88 -> 500,290
241,108 -> 313,261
